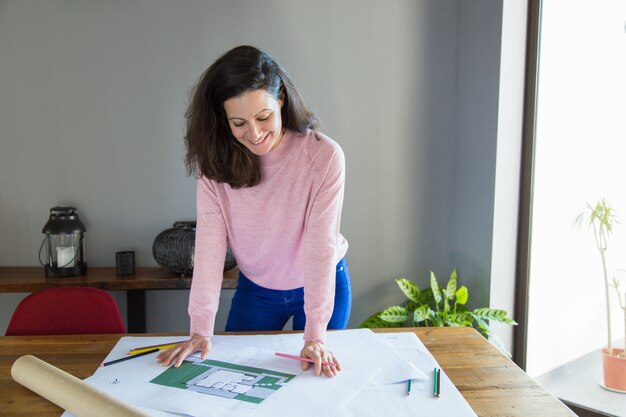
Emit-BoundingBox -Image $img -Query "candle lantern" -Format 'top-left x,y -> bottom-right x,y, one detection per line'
40,206 -> 87,277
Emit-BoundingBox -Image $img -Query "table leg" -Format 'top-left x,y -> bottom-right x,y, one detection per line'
127,290 -> 146,333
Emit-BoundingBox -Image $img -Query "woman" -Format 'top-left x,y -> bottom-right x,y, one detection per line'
156,46 -> 351,378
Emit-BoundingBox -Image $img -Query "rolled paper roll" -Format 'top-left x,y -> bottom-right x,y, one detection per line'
11,355 -> 149,417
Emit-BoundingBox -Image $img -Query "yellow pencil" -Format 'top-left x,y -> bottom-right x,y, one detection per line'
128,341 -> 187,355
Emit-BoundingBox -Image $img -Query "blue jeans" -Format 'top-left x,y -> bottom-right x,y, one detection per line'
225,258 -> 351,332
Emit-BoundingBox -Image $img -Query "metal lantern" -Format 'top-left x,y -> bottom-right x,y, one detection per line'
40,206 -> 87,277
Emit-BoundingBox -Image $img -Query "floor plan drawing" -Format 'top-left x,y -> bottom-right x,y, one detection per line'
150,359 -> 296,404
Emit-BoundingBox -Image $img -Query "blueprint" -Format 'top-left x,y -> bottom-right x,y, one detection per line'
150,357 -> 295,404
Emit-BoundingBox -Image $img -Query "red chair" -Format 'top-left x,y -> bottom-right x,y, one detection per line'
5,287 -> 126,336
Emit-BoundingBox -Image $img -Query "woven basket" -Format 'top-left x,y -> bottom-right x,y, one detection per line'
152,221 -> 236,276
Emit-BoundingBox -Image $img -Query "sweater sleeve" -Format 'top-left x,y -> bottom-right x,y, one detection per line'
303,145 -> 346,343
188,176 -> 228,337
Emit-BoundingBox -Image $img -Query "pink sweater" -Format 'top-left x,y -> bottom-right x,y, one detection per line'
188,129 -> 348,343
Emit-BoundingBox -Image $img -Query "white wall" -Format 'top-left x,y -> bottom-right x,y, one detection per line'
452,0 -> 504,316
0,1 -> 512,340
490,0 -> 528,354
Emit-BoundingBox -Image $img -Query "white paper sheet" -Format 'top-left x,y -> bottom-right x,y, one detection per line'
333,332 -> 478,417
215,328 -> 427,385
62,330 -> 476,417
75,336 -> 378,417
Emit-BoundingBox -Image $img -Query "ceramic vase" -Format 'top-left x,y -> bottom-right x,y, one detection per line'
152,221 -> 237,276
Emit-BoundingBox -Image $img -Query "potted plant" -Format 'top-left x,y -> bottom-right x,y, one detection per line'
577,198 -> 626,392
614,273 -> 626,351
360,268 -> 517,353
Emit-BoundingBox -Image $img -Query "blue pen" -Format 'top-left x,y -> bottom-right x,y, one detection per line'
407,378 -> 412,396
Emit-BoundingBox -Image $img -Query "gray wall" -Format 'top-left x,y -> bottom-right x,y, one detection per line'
0,1 -> 508,337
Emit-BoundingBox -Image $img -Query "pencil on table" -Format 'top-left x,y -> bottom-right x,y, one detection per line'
128,340 -> 187,355
101,348 -> 159,367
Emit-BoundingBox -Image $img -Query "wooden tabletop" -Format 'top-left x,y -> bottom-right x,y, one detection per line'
0,266 -> 239,292
0,327 -> 574,417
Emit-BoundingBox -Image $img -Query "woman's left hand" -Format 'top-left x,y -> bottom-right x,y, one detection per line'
300,341 -> 341,378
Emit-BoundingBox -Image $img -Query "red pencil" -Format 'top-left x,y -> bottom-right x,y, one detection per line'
275,352 -> 336,367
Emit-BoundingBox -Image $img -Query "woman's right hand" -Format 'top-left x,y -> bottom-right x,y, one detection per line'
155,335 -> 211,368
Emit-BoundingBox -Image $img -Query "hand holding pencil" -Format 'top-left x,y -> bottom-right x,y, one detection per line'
299,341 -> 341,378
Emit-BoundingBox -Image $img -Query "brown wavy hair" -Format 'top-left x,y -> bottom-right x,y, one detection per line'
184,45 -> 319,188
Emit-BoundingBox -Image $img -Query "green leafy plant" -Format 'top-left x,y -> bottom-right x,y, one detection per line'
360,269 -> 517,345
576,198 -> 619,356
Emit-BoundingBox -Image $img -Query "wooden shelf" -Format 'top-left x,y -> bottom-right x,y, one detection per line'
0,266 -> 239,292
0,266 -> 239,333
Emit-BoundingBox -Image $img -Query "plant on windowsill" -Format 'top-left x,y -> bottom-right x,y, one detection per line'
577,198 -> 626,392
359,268 -> 517,354
613,276 -> 626,357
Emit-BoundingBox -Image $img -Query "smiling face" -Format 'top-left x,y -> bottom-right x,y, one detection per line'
224,89 -> 285,156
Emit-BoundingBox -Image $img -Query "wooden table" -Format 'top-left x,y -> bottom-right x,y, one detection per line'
0,267 -> 239,333
0,327 -> 575,417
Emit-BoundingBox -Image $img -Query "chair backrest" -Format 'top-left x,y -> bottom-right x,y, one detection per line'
5,287 -> 126,336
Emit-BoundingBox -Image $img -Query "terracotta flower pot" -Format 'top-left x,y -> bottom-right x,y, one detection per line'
602,348 -> 626,392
